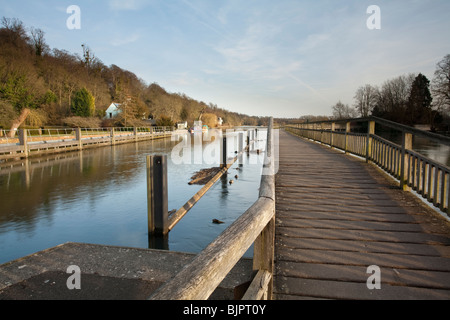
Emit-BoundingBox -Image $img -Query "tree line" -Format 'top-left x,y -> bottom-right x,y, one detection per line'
330,54 -> 450,131
0,18 -> 268,130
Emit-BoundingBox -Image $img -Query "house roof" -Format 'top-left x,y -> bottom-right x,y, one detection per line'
106,103 -> 122,111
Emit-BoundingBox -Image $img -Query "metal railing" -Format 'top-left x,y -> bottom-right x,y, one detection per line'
0,126 -> 175,161
285,116 -> 450,217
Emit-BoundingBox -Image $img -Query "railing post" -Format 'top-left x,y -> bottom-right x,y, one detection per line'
320,123 -> 324,144
366,121 -> 375,163
330,122 -> 335,148
252,215 -> 274,300
400,132 -> 412,191
75,127 -> 82,150
147,155 -> 169,236
134,127 -> 138,142
344,122 -> 351,154
19,129 -> 28,158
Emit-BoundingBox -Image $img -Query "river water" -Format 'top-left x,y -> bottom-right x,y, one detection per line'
0,129 -> 267,264
376,129 -> 450,166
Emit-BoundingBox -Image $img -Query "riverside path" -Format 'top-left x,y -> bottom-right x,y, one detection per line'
274,130 -> 450,300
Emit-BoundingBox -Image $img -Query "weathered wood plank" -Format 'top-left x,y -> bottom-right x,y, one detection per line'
275,210 -> 427,223
276,226 -> 450,245
276,261 -> 450,290
276,237 -> 450,257
276,217 -> 438,233
241,270 -> 272,300
276,247 -> 450,272
275,276 -> 450,300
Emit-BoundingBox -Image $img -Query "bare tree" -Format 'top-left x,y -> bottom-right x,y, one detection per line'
1,17 -> 28,45
332,101 -> 358,120
30,27 -> 49,56
354,84 -> 378,117
373,73 -> 416,123
432,54 -> 450,114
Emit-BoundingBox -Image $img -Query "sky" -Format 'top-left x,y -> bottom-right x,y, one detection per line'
1,0 -> 449,118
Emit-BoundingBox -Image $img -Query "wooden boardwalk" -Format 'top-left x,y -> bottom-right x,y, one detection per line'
274,130 -> 450,300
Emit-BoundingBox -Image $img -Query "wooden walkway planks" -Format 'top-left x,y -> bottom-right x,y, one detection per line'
274,130 -> 450,300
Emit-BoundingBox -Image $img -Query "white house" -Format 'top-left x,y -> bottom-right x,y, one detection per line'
104,103 -> 122,119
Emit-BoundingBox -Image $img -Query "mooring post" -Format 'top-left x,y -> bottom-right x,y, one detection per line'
19,129 -> 28,158
221,136 -> 227,168
239,132 -> 244,163
75,127 -> 82,150
400,132 -> 412,191
111,128 -> 115,146
147,155 -> 169,235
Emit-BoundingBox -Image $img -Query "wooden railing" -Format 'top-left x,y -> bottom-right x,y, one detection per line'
285,116 -> 450,217
0,126 -> 174,161
149,118 -> 276,300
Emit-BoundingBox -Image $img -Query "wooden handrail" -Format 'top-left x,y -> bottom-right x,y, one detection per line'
149,118 -> 276,300
289,116 -> 450,146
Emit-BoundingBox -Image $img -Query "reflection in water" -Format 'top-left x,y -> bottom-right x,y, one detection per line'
376,129 -> 450,167
0,131 -> 266,264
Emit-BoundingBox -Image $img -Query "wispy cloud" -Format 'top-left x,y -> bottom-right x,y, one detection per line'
108,0 -> 148,11
110,33 -> 141,47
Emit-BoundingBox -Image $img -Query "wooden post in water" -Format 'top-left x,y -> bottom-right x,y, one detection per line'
75,127 -> 82,150
400,132 -> 412,191
239,132 -> 244,164
221,136 -> 227,168
366,121 -> 375,163
111,128 -> 115,146
19,129 -> 28,158
147,155 -> 169,235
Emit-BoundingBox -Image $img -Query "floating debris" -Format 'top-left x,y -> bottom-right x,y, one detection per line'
212,219 -> 225,224
229,179 -> 234,185
188,167 -> 221,185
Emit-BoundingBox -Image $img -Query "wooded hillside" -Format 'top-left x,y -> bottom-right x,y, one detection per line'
0,18 -> 267,129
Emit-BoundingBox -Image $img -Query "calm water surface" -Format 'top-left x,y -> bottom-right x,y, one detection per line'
0,130 -> 267,264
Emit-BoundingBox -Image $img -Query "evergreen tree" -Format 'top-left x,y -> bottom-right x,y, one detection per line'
71,87 -> 95,117
406,73 -> 432,125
